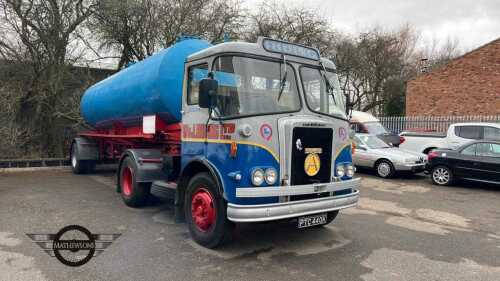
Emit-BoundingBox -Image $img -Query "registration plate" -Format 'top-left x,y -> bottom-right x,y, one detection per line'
297,213 -> 327,228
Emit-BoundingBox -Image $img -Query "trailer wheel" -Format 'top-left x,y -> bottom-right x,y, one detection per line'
70,143 -> 95,174
119,157 -> 150,207
185,172 -> 234,248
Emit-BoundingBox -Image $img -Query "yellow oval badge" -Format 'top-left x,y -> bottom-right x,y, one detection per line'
304,153 -> 321,176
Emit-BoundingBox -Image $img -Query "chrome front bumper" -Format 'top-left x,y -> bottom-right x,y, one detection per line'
227,178 -> 360,222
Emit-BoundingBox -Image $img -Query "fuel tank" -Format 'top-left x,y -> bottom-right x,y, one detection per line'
80,38 -> 212,128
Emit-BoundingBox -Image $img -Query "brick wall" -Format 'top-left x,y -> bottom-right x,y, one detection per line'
406,38 -> 500,116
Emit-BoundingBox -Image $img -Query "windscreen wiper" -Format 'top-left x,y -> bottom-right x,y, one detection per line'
318,60 -> 337,105
277,54 -> 288,101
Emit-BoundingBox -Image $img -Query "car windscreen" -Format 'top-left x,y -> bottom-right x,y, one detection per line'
357,135 -> 391,149
364,122 -> 389,135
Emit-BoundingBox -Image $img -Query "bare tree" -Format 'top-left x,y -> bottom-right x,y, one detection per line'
90,0 -> 244,69
335,26 -> 420,115
244,2 -> 336,55
415,36 -> 461,74
0,0 -> 97,157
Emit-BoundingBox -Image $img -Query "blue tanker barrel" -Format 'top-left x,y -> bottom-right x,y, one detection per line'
81,39 -> 212,128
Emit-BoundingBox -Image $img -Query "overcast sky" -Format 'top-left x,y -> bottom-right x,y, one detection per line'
245,0 -> 500,52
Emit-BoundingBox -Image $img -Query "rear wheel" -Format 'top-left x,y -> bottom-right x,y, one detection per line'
119,157 -> 151,207
185,172 -> 234,248
70,143 -> 95,174
431,166 -> 453,186
375,160 -> 395,178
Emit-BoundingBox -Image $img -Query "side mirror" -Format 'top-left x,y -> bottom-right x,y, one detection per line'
198,78 -> 218,109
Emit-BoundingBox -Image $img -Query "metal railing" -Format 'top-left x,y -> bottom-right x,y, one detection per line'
378,115 -> 500,134
0,158 -> 70,169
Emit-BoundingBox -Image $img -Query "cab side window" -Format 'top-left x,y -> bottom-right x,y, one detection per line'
187,64 -> 209,105
455,126 -> 482,140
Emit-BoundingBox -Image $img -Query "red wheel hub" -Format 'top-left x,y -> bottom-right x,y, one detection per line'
191,187 -> 216,232
122,167 -> 133,196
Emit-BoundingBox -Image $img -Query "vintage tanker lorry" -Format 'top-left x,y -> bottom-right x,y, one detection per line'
71,36 -> 360,248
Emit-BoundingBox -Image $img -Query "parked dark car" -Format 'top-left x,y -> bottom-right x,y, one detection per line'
426,140 -> 500,186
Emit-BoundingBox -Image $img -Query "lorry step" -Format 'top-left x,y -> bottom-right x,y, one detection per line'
151,181 -> 177,200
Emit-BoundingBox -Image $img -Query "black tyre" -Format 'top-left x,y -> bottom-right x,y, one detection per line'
431,165 -> 453,186
70,143 -> 95,174
185,172 -> 234,248
375,159 -> 395,178
119,157 -> 151,207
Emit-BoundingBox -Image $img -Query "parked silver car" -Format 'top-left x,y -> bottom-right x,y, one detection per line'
353,134 -> 427,178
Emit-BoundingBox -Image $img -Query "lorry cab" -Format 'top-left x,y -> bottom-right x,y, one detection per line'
180,38 -> 359,245
71,37 -> 360,248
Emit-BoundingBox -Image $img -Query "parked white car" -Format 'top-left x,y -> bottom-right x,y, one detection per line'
353,134 -> 427,178
399,123 -> 500,154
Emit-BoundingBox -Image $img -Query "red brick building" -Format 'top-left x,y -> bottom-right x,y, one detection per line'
406,38 -> 500,116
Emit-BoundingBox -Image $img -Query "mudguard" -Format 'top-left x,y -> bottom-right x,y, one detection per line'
72,137 -> 99,160
118,149 -> 172,183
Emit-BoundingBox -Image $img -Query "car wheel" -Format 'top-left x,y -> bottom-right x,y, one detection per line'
431,166 -> 453,186
376,160 -> 395,178
185,172 -> 234,248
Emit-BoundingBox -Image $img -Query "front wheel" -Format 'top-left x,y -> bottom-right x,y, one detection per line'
431,166 -> 453,186
376,160 -> 395,178
119,157 -> 151,207
185,172 -> 234,248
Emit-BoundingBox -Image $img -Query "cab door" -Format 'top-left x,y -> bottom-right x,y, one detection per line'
181,62 -> 211,160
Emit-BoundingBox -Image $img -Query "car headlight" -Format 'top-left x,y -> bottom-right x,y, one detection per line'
251,168 -> 265,186
336,165 -> 345,177
264,168 -> 277,185
346,164 -> 355,177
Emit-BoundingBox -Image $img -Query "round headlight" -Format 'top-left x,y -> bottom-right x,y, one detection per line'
346,164 -> 355,178
264,168 -> 277,185
251,168 -> 265,186
336,165 -> 345,177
